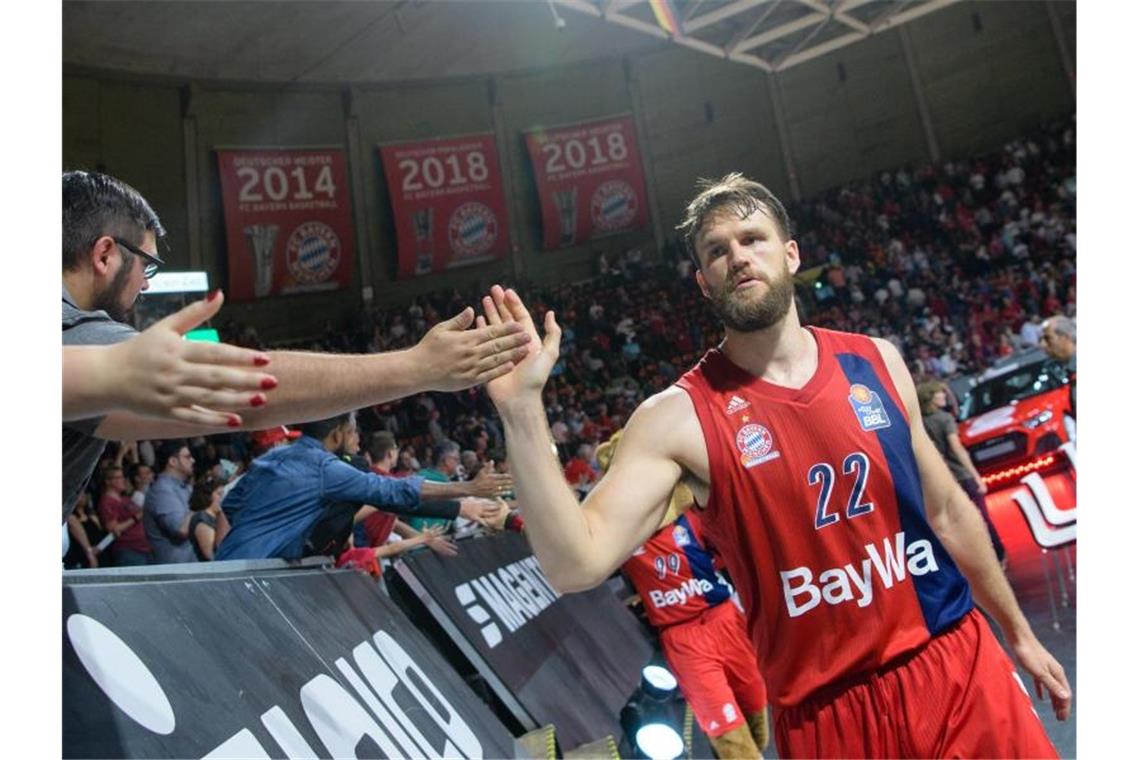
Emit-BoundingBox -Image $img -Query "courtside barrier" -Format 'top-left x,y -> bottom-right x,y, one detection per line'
63,560 -> 516,758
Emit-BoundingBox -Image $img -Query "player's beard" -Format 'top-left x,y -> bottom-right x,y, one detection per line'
709,263 -> 796,332
92,260 -> 135,323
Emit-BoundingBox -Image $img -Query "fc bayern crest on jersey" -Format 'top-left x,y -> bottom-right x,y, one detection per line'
735,423 -> 781,468
672,524 -> 691,547
590,180 -> 637,232
448,202 -> 497,260
285,222 -> 340,285
848,383 -> 892,431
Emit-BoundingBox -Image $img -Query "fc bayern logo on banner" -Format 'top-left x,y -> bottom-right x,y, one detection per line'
286,222 -> 341,285
448,202 -> 498,260
590,179 -> 638,232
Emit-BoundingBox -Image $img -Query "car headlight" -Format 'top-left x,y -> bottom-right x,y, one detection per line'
1025,410 -> 1054,429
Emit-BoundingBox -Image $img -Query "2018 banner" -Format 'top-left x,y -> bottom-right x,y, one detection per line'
216,148 -> 356,302
523,115 -> 650,250
379,134 -> 510,278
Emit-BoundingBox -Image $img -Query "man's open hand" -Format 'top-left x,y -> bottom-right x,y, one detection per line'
412,306 -> 532,392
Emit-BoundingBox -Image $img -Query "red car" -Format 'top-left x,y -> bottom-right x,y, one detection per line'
955,350 -> 1073,488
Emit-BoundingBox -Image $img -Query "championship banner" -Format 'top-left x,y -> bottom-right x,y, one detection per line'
216,148 -> 355,301
393,533 -> 653,750
523,115 -> 650,249
63,567 -> 515,759
378,134 -> 510,278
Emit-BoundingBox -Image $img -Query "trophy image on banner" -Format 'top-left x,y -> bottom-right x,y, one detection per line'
412,208 -> 435,275
243,224 -> 279,298
553,188 -> 578,247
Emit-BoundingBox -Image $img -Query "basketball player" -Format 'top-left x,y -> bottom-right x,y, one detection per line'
477,174 -> 1070,757
598,431 -> 769,758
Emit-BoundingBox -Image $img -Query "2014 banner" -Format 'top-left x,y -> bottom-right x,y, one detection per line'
379,134 -> 510,278
216,148 -> 356,302
523,115 -> 650,250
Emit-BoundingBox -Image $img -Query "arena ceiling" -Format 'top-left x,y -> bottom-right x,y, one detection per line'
63,0 -> 958,84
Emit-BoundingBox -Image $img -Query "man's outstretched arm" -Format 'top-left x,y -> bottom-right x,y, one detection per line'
876,338 -> 1072,721
480,285 -> 683,592
92,305 -> 530,441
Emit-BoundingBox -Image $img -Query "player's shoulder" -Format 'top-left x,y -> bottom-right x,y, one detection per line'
634,385 -> 699,424
869,336 -> 903,361
623,387 -> 700,448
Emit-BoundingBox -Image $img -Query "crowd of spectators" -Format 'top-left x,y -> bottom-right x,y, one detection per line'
66,112 -> 1075,570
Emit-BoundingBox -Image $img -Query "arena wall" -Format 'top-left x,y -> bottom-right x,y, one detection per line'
62,1 -> 1075,340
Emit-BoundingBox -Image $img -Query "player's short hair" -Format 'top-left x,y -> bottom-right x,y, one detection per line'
676,172 -> 792,267
63,171 -> 165,271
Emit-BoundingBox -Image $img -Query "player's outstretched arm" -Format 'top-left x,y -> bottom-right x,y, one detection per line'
91,304 -> 531,441
481,285 -> 684,592
875,338 -> 1072,721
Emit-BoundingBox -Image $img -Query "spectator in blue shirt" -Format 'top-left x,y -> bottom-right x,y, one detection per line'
216,411 -> 510,561
143,439 -> 198,564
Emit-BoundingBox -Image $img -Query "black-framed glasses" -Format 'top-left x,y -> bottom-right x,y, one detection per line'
113,237 -> 164,279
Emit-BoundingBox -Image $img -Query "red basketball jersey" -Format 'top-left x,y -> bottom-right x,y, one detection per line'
622,510 -> 734,629
676,327 -> 972,708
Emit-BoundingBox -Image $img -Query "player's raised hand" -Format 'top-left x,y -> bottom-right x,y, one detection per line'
411,305 -> 532,392
1012,634 -> 1072,720
478,284 -> 561,408
63,290 -> 277,427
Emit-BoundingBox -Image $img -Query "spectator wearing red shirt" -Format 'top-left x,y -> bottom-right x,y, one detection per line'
97,465 -> 153,566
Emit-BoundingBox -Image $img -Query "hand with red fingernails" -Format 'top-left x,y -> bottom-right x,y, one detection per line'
63,289 -> 278,427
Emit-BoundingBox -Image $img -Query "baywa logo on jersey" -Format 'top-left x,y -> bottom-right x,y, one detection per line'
736,423 -> 781,469
448,202 -> 498,260
285,221 -> 340,285
590,180 -> 638,232
848,383 -> 891,432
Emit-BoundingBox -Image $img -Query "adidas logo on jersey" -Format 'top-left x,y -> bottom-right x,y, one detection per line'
648,577 -> 714,608
779,531 -> 940,618
725,395 -> 750,414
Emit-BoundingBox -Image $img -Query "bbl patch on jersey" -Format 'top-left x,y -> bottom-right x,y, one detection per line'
735,423 -> 781,468
672,524 -> 691,548
848,383 -> 891,431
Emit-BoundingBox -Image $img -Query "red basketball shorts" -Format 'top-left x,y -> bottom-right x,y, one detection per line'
774,609 -> 1058,758
659,601 -> 768,737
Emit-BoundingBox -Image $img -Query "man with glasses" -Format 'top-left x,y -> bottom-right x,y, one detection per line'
62,171 -> 531,529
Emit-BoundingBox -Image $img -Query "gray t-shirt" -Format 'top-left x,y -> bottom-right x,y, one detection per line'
922,409 -> 971,482
62,285 -> 137,520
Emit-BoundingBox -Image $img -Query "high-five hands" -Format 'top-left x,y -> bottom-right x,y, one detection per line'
477,285 -> 561,409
